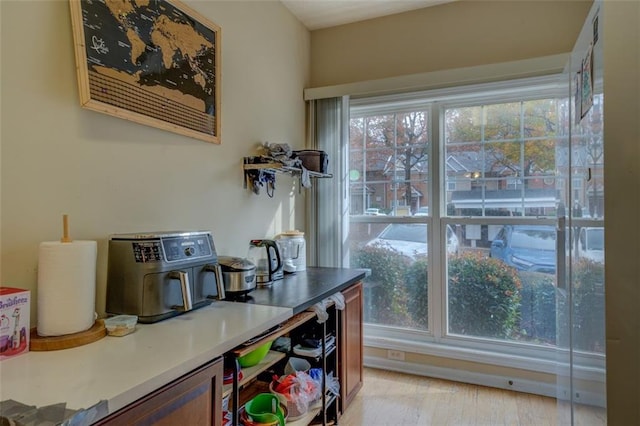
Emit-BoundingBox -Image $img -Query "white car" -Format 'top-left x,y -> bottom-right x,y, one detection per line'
364,208 -> 385,216
365,223 -> 458,258
577,227 -> 604,263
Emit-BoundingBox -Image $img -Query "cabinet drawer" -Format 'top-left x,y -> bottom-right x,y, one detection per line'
96,358 -> 223,426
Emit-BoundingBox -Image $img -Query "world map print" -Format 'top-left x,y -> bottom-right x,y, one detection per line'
72,0 -> 220,142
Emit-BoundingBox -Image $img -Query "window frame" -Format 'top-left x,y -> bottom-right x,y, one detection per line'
348,74 -> 606,376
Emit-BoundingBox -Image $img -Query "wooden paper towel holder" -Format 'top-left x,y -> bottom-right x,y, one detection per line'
30,320 -> 106,351
30,214 -> 107,351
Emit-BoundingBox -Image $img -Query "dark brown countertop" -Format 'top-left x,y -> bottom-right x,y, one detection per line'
228,267 -> 367,314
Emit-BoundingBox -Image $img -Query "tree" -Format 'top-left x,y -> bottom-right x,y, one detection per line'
444,100 -> 558,184
394,112 -> 429,209
349,111 -> 430,212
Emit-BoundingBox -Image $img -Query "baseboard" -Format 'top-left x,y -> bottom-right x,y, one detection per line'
363,355 -> 606,408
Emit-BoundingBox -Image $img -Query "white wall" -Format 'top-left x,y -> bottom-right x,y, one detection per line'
0,0 -> 310,324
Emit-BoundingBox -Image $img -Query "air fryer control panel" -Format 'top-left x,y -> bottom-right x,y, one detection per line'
111,232 -> 215,263
162,235 -> 213,262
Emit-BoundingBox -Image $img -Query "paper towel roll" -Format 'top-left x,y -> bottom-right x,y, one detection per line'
37,240 -> 97,336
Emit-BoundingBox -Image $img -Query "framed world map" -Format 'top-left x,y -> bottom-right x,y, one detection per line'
69,0 -> 221,144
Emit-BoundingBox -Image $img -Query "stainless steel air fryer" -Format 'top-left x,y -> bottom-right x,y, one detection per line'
106,231 -> 225,323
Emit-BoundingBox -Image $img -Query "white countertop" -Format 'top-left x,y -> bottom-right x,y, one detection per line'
0,301 -> 292,422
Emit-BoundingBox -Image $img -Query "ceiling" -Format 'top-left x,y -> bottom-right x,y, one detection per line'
281,0 -> 457,31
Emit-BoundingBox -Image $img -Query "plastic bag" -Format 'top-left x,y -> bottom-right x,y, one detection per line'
271,371 -> 320,415
325,373 -> 340,397
309,368 -> 340,397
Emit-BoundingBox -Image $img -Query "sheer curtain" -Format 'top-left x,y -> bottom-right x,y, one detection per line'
306,96 -> 349,268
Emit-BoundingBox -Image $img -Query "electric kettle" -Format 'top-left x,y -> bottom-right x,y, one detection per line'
247,239 -> 283,286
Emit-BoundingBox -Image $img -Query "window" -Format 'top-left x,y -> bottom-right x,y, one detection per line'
349,112 -> 430,217
348,109 -> 431,332
346,75 -> 605,364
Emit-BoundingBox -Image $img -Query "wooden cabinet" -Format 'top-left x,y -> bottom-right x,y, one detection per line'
94,281 -> 364,426
96,357 -> 223,426
222,281 -> 364,424
339,281 -> 364,413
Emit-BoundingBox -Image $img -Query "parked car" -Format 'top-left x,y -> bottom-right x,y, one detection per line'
365,223 -> 458,258
577,227 -> 604,263
364,208 -> 385,216
490,225 -> 557,274
414,206 -> 429,216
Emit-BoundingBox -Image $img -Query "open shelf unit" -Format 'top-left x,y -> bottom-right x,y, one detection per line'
225,308 -> 339,426
223,351 -> 286,399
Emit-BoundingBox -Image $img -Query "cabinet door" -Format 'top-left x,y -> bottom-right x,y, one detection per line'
96,357 -> 223,426
340,282 -> 363,413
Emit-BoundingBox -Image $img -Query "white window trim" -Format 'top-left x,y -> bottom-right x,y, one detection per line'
347,74 -> 605,380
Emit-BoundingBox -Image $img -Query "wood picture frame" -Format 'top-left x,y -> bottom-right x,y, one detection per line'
69,0 -> 221,144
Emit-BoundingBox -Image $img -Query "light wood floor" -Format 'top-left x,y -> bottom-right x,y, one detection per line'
339,368 -> 606,426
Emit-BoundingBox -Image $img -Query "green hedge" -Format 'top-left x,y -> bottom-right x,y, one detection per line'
352,244 -> 604,353
448,253 -> 522,339
571,258 -> 606,352
518,271 -> 557,345
516,260 -> 604,352
350,244 -> 411,327
405,257 -> 428,328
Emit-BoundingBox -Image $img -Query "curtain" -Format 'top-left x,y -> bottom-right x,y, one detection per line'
306,96 -> 349,268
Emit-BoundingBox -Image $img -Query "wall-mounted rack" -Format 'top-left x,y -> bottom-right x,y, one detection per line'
243,156 -> 332,195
